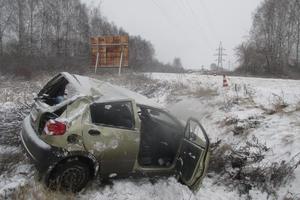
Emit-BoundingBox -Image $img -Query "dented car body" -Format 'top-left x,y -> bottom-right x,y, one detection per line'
20,72 -> 210,192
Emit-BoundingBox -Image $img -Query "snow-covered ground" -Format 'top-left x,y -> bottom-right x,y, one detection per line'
0,72 -> 299,199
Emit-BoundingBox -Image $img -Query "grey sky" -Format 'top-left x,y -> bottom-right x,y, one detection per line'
82,0 -> 263,69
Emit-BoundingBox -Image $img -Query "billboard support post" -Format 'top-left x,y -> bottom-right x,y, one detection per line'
94,52 -> 99,74
118,46 -> 124,76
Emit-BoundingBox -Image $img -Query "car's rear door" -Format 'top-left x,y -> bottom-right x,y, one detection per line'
82,99 -> 141,176
176,118 -> 210,191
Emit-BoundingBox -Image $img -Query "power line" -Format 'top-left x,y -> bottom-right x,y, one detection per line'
150,0 -> 179,29
182,0 -> 201,27
150,0 -> 210,46
198,0 -> 217,36
174,0 -> 211,44
182,0 -> 206,33
182,0 -> 215,44
174,0 -> 189,18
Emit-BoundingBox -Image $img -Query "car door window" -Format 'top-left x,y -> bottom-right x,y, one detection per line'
188,121 -> 206,141
90,101 -> 134,129
185,120 -> 206,146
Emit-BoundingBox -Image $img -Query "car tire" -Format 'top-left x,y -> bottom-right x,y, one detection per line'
47,159 -> 91,192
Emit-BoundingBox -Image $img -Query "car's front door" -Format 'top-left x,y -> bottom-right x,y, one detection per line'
176,118 -> 210,191
82,99 -> 141,176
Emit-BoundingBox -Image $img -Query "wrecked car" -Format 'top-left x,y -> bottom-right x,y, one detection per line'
20,72 -> 210,192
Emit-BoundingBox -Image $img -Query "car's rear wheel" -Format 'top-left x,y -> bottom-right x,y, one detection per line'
47,159 -> 91,192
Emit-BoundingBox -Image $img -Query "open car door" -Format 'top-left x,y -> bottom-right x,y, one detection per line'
176,118 -> 210,191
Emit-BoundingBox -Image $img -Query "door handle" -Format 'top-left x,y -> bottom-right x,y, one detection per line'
88,129 -> 101,136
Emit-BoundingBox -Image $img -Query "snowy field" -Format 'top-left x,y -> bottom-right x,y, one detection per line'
0,72 -> 300,199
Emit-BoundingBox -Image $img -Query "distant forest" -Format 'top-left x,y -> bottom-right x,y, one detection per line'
0,0 -> 183,77
236,0 -> 300,78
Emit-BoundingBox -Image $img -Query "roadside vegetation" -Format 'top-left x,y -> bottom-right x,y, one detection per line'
236,0 -> 300,78
0,0 -> 184,79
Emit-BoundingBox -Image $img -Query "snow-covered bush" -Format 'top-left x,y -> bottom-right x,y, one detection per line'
209,137 -> 300,198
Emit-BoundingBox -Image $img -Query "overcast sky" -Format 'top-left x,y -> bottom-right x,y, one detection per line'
82,0 -> 263,69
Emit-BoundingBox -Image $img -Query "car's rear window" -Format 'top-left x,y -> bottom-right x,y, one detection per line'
38,76 -> 77,106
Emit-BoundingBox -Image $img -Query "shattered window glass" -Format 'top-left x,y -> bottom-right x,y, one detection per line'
90,101 -> 134,129
188,120 -> 206,145
65,83 -> 77,99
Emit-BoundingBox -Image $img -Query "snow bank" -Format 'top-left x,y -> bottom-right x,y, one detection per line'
1,72 -> 300,199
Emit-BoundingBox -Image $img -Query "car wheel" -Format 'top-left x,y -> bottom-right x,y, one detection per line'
47,159 -> 91,192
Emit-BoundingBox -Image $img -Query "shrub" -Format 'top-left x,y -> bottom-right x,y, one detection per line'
208,137 -> 300,198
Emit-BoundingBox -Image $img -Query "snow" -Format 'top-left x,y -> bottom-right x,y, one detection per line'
72,73 -> 162,108
93,142 -> 107,152
93,140 -> 119,152
108,173 -> 117,178
1,72 -> 300,199
149,73 -> 300,199
0,145 -> 19,155
79,177 -> 242,200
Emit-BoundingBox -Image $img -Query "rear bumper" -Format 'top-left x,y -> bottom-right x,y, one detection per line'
20,116 -> 66,174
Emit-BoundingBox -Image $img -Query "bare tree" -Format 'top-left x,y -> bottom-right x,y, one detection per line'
0,0 -> 14,56
27,0 -> 39,55
173,57 -> 183,69
0,0 -> 175,74
16,0 -> 26,55
295,0 -> 300,67
237,0 -> 300,75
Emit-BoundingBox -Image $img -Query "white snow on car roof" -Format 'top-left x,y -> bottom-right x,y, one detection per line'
66,73 -> 162,108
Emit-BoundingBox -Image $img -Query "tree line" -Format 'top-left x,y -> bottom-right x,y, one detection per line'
236,0 -> 300,77
0,0 -> 183,75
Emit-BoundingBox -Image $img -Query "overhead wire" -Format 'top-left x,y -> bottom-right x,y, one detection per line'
150,0 -> 207,44
150,0 -> 220,67
151,0 -> 212,45
175,0 -> 215,45
150,0 -> 180,30
173,0 -> 202,32
181,0 -> 214,44
197,0 -> 218,38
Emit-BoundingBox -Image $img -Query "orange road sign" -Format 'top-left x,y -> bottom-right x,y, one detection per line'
90,35 -> 129,68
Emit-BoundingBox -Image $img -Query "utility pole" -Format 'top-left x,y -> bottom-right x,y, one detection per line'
214,42 -> 226,70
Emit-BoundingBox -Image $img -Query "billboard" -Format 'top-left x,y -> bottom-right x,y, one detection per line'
91,35 -> 129,68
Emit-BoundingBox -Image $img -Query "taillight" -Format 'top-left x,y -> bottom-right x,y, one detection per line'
44,119 -> 66,136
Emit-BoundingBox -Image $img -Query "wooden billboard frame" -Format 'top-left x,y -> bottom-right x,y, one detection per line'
90,35 -> 129,75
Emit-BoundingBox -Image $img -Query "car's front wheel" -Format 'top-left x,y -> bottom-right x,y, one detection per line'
47,159 -> 91,192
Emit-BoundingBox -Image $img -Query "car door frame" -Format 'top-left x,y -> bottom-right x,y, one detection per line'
176,117 -> 210,190
133,105 -> 185,177
81,98 -> 141,176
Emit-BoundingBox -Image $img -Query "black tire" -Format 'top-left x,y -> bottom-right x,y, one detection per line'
47,159 -> 91,192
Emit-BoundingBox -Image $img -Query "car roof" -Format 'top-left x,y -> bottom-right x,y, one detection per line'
60,72 -> 163,109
